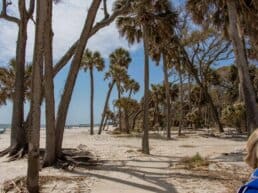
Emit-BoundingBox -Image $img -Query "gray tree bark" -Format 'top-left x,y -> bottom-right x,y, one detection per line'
227,0 -> 258,134
55,0 -> 102,156
27,0 -> 45,191
163,54 -> 171,139
142,26 -> 150,154
9,0 -> 31,155
90,68 -> 94,135
98,80 -> 115,134
43,0 -> 56,166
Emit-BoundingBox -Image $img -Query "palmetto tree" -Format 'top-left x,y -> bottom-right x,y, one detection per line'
186,0 -> 258,133
0,59 -> 31,106
124,78 -> 140,98
98,48 -> 131,134
114,97 -> 139,133
147,6 -> 177,139
109,48 -> 131,132
115,0 -> 176,153
81,49 -> 105,135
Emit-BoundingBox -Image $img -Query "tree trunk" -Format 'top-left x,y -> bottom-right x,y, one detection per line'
117,83 -> 122,132
98,80 -> 115,134
178,64 -> 184,136
181,47 -> 224,132
124,110 -> 130,134
43,0 -> 56,167
142,26 -> 150,154
90,68 -> 94,135
10,0 -> 28,155
103,115 -> 108,131
163,54 -> 171,139
227,0 -> 258,134
55,0 -> 102,157
27,0 -> 45,191
131,109 -> 143,131
128,89 -> 133,98
204,87 -> 224,132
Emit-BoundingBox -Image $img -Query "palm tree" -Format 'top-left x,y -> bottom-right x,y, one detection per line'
124,78 -> 140,98
0,59 -> 31,105
109,48 -> 131,132
0,0 -> 35,158
114,97 -> 138,133
98,49 -> 131,134
81,49 -> 105,135
186,0 -> 258,133
115,0 -> 176,153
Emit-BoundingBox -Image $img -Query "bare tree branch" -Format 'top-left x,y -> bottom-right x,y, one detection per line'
26,0 -> 35,19
0,0 -> 20,24
103,0 -> 109,19
53,1 -> 130,77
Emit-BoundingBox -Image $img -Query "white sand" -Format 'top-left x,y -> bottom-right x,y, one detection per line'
0,127 -> 251,193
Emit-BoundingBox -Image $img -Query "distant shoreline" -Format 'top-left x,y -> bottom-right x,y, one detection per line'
0,124 -> 113,130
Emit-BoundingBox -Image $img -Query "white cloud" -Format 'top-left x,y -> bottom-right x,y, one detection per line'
0,0 -> 140,65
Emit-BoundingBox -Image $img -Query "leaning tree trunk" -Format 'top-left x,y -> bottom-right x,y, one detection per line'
9,1 -> 29,156
55,0 -> 102,157
27,0 -> 45,191
90,68 -> 94,135
124,110 -> 130,134
178,64 -> 184,136
163,54 -> 171,139
43,0 -> 56,167
103,115 -> 108,131
142,26 -> 150,154
98,80 -> 115,134
181,46 -> 224,132
131,109 -> 142,131
117,83 -> 122,132
203,86 -> 224,132
227,0 -> 258,134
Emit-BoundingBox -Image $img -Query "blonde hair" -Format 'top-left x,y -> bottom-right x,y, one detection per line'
245,129 -> 258,168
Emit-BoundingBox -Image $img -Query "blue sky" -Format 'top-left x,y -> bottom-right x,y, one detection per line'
0,0 -> 184,124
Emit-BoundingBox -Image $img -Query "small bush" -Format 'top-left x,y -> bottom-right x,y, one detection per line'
180,153 -> 209,169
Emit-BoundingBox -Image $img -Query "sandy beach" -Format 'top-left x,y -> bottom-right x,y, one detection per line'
0,127 -> 251,193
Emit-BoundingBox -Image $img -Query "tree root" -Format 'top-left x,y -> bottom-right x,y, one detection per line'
0,144 -> 28,161
55,144 -> 99,169
1,144 -> 99,169
0,147 -> 10,157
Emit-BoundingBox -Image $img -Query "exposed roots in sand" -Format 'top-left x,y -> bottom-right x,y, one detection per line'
2,176 -> 91,193
0,144 -> 98,169
55,144 -> 99,169
0,145 -> 28,162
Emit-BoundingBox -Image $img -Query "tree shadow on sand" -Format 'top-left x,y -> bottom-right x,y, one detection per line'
64,156 -> 247,193
65,159 -> 178,193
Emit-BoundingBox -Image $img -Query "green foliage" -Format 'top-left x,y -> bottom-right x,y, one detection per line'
189,86 -> 207,106
81,49 -> 105,71
114,97 -> 139,112
0,59 -> 32,105
180,153 -> 209,169
185,108 -> 202,127
221,102 -> 246,129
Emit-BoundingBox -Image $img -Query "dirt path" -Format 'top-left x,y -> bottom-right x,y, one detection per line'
0,128 -> 252,193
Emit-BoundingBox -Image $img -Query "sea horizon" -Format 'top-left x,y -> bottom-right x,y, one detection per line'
0,123 -> 104,129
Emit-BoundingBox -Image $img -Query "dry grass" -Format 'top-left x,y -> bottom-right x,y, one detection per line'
179,153 -> 210,169
2,176 -> 90,193
180,144 -> 196,148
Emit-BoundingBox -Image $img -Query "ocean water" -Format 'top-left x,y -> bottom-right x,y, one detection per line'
0,124 -> 102,130
0,124 -> 10,129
